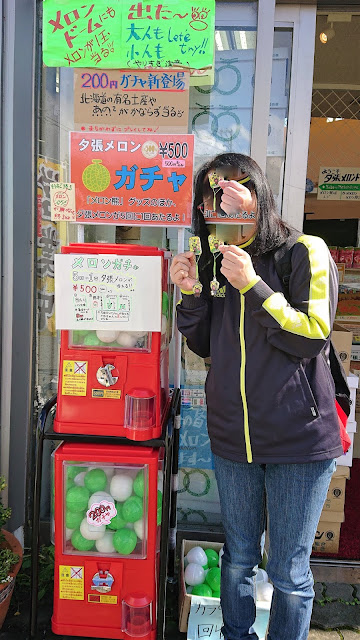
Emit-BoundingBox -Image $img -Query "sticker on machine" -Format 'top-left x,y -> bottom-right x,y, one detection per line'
91,389 -> 121,399
62,360 -> 88,396
88,594 -> 118,604
59,565 -> 84,600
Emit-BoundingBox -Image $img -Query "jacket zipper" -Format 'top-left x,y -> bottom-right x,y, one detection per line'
239,293 -> 253,463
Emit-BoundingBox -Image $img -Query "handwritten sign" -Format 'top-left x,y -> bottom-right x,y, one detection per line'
43,0 -> 121,68
318,166 -> 360,201
70,131 -> 194,226
50,182 -> 76,221
43,0 -> 215,70
74,69 -> 190,133
187,598 -> 270,640
54,253 -> 162,331
121,1 -> 215,70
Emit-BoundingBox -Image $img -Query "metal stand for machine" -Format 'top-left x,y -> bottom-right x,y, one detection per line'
29,388 -> 181,640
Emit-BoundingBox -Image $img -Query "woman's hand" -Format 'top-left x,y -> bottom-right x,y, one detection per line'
218,179 -> 255,216
219,245 -> 257,290
170,251 -> 197,291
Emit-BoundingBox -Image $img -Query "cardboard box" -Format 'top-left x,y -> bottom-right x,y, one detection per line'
336,321 -> 360,344
333,465 -> 350,479
332,323 -> 353,374
322,476 -> 346,512
179,539 -> 223,633
313,510 -> 345,554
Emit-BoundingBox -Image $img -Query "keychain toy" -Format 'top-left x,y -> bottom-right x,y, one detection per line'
188,236 -> 203,297
208,235 -> 223,296
208,171 -> 223,211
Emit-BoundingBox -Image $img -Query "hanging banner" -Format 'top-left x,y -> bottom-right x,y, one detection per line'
74,68 -> 190,133
70,131 -> 194,226
54,253 -> 162,331
43,0 -> 215,70
318,167 -> 360,201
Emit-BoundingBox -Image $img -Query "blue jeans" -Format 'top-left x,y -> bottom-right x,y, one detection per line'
213,454 -> 336,640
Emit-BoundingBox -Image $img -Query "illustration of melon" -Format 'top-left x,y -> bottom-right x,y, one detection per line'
82,159 -> 111,192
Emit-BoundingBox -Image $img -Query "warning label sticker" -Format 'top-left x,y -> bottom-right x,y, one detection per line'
62,361 -> 87,396
88,594 -> 118,604
91,389 -> 121,399
59,565 -> 84,600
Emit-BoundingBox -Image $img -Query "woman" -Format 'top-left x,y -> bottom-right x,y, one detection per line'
170,153 -> 342,640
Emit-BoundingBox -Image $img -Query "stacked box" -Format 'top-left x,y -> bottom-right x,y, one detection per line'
332,323 -> 353,375
312,466 -> 350,554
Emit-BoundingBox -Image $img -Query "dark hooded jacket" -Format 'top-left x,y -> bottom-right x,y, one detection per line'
176,234 -> 343,464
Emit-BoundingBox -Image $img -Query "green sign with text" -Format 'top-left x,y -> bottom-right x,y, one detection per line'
43,0 -> 215,70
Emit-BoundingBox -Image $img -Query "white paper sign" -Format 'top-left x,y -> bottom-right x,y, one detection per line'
187,597 -> 270,640
54,254 -> 162,331
50,182 -> 76,221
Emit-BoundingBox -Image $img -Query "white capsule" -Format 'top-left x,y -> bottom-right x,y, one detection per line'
73,471 -> 86,486
95,531 -> 116,554
256,568 -> 268,584
80,518 -> 106,541
96,330 -> 119,343
65,527 -> 74,541
88,491 -> 114,510
219,546 -> 224,568
110,474 -> 133,502
186,546 -> 208,567
256,581 -> 273,603
134,518 -> 145,540
131,331 -> 148,338
184,563 -> 205,586
116,332 -> 138,348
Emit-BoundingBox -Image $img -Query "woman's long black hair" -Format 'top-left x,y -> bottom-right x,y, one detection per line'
193,153 -> 295,294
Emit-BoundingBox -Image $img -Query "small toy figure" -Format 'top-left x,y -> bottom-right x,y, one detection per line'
189,236 -> 202,256
208,235 -> 222,253
192,282 -> 203,297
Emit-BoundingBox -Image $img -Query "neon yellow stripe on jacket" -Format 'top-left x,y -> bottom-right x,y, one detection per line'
239,293 -> 252,463
262,235 -> 331,340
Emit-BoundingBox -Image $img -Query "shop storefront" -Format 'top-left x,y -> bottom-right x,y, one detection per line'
1,0 -> 359,577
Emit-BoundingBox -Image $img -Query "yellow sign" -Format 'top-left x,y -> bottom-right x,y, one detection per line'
62,360 -> 88,396
92,389 -> 121,399
59,565 -> 84,600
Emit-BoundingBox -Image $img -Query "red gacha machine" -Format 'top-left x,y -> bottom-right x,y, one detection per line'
52,442 -> 164,639
54,244 -> 172,440
51,243 -> 173,638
